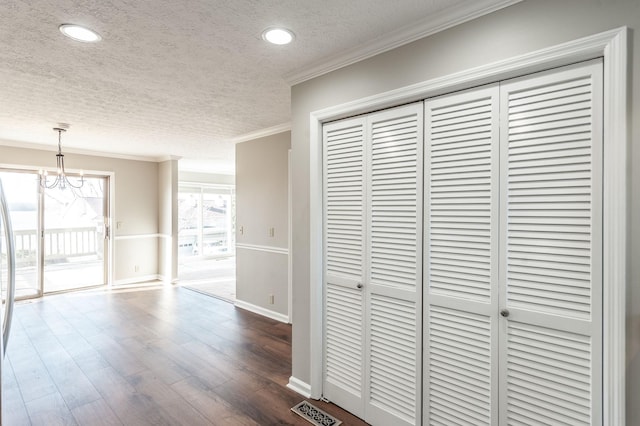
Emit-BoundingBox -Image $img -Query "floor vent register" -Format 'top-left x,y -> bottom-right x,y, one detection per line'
291,401 -> 342,426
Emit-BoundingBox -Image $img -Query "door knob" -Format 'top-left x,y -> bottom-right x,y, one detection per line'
356,283 -> 363,289
500,309 -> 510,318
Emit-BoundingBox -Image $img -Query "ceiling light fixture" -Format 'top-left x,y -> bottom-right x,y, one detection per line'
40,126 -> 84,190
59,24 -> 101,42
262,27 -> 294,45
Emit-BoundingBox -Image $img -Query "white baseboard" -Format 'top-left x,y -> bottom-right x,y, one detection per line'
113,274 -> 161,286
234,299 -> 289,323
287,376 -> 312,398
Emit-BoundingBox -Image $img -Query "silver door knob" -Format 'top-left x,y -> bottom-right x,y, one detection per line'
500,309 -> 510,318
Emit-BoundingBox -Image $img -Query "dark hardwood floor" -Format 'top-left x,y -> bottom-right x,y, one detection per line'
3,286 -> 368,425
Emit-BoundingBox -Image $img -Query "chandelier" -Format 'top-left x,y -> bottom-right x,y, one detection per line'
40,127 -> 84,189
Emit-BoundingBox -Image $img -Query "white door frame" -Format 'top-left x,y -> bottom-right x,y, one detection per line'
308,27 -> 627,425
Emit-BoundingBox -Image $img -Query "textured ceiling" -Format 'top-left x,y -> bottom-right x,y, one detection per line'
0,0 -> 517,174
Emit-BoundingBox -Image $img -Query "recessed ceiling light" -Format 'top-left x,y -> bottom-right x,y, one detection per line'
59,24 -> 102,42
262,28 -> 294,45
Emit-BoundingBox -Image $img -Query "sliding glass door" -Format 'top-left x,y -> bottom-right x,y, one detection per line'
0,171 -> 41,299
43,176 -> 108,293
0,169 -> 109,298
178,185 -> 235,260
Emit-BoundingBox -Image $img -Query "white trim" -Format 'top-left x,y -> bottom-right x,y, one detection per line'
288,149 -> 293,323
308,27 -> 627,423
113,274 -> 162,286
601,28 -> 627,426
309,97 -> 325,401
179,182 -> 235,191
157,155 -> 182,162
284,0 -> 522,85
114,233 -> 164,240
234,299 -> 289,323
287,376 -> 312,399
106,172 -> 115,288
235,243 -> 289,255
231,123 -> 291,144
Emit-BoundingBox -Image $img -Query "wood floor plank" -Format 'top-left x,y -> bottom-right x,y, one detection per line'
70,399 -> 123,426
7,337 -> 59,404
83,332 -> 147,377
3,356 -> 31,425
44,357 -> 102,410
24,391 -> 78,426
121,337 -> 192,385
65,345 -> 111,376
171,376 -> 260,426
144,338 -> 232,388
180,339 -> 269,392
24,324 -> 103,411
83,366 -> 161,425
125,369 -> 213,426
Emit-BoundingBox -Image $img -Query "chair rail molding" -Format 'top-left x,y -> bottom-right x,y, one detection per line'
235,243 -> 289,255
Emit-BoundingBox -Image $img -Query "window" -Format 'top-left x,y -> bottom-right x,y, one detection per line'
178,184 -> 235,259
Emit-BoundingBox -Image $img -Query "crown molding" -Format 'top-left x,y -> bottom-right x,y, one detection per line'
231,122 -> 291,144
157,155 -> 183,162
284,0 -> 522,86
0,138 -> 162,163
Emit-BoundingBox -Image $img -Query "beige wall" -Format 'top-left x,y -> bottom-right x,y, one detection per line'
290,0 -> 640,420
159,159 -> 179,283
0,143 -> 160,283
235,132 -> 290,318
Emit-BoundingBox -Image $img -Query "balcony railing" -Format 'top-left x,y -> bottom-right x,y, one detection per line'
12,227 -> 101,266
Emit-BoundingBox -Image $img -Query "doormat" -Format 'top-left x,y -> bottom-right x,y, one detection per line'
291,401 -> 342,426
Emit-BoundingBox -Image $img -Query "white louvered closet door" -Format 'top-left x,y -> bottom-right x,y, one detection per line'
323,103 -> 423,426
365,104 -> 423,426
323,117 -> 367,418
499,59 -> 603,425
424,85 -> 500,426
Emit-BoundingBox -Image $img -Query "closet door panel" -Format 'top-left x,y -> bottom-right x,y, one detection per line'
323,118 -> 366,417
499,60 -> 603,425
366,104 -> 423,426
424,86 -> 500,426
369,294 -> 417,422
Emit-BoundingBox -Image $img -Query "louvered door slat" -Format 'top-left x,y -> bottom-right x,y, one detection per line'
500,59 -> 603,425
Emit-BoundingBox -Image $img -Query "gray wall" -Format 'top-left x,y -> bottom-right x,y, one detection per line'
0,143 -> 160,283
235,132 -> 290,317
290,0 -> 640,420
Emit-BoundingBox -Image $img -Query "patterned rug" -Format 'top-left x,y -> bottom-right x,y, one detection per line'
291,401 -> 342,426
